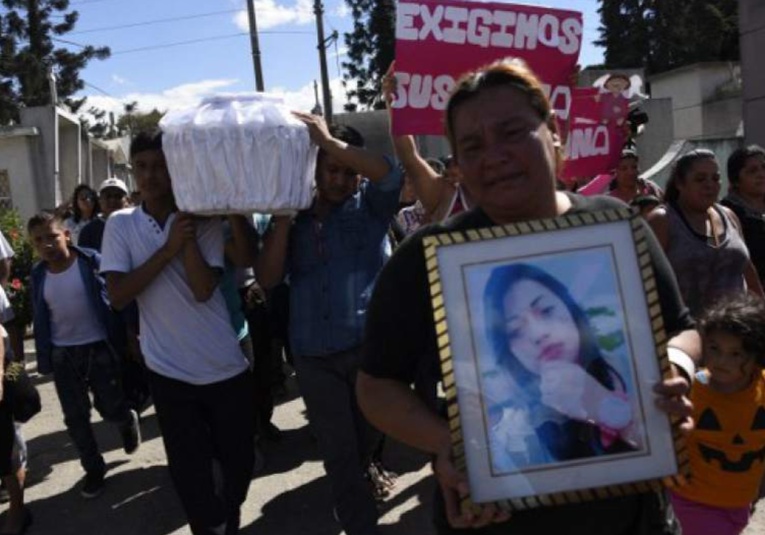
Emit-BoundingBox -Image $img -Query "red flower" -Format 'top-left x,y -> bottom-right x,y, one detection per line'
8,229 -> 18,241
10,278 -> 22,290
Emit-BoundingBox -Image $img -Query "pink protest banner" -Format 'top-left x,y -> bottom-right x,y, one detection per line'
391,0 -> 583,135
561,88 -> 626,183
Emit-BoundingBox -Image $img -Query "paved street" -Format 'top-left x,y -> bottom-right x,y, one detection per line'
3,345 -> 765,534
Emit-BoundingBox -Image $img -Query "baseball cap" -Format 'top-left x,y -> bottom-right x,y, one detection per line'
98,177 -> 128,195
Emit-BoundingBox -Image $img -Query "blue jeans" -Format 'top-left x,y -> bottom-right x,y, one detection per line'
51,341 -> 131,475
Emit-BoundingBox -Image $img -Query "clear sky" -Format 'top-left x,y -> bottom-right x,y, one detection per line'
64,0 -> 604,117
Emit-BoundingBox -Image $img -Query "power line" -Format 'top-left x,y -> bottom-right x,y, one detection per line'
110,31 -> 313,56
82,81 -> 114,98
69,9 -> 242,35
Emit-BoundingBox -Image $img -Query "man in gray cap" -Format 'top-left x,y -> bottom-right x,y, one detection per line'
79,177 -> 130,252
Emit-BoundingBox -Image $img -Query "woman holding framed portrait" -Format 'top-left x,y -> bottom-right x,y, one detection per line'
358,58 -> 701,535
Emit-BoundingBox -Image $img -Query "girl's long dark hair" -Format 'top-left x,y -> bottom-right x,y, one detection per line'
71,184 -> 100,223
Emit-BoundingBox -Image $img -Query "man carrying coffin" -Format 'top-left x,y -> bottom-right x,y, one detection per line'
256,112 -> 403,535
101,131 -> 254,535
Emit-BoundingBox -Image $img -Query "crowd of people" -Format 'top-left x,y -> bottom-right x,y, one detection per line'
0,58 -> 765,535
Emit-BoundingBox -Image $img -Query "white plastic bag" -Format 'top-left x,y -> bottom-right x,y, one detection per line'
159,94 -> 317,214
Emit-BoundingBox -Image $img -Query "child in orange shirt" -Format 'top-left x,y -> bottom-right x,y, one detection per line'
670,294 -> 765,535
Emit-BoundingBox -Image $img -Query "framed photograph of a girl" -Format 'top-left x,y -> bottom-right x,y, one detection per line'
425,208 -> 683,508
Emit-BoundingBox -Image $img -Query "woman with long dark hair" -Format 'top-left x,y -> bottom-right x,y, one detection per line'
483,263 -> 638,467
647,150 -> 763,317
64,185 -> 100,245
721,145 -> 765,286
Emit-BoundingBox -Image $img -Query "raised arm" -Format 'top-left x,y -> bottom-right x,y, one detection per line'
293,111 -> 392,182
383,63 -> 449,215
105,216 -> 189,310
254,215 -> 291,290
105,213 -> 198,309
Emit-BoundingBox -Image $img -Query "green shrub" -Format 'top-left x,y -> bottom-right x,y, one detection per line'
0,209 -> 34,330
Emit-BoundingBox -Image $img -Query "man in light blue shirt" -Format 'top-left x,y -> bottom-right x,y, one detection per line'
257,112 -> 402,535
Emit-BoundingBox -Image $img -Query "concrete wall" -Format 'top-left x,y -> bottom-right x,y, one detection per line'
334,110 -> 452,161
9,106 -> 116,217
741,0 -> 765,147
59,116 -> 82,205
642,137 -> 745,191
0,128 -> 41,223
635,98 -> 674,171
92,144 -> 110,185
649,63 -> 742,141
19,107 -> 58,210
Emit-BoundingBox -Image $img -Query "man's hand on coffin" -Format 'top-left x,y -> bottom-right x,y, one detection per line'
292,111 -> 333,150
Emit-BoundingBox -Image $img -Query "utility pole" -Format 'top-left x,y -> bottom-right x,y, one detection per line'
313,0 -> 333,123
311,80 -> 323,116
246,0 -> 265,91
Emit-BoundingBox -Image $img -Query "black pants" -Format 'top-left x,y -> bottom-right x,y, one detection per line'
0,386 -> 13,477
240,290 -> 276,435
149,370 -> 255,535
294,348 -> 380,535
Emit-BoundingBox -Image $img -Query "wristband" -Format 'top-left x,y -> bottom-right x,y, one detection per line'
667,347 -> 696,383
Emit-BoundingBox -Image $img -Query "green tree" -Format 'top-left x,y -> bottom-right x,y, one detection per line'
596,0 -> 739,74
0,0 -> 110,124
342,0 -> 395,112
116,106 -> 163,136
595,0 -> 649,69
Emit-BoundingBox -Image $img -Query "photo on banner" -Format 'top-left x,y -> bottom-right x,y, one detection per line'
423,209 -> 686,510
391,0 -> 583,135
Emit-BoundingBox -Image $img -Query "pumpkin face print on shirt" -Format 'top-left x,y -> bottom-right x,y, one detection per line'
675,371 -> 765,508
695,404 -> 765,473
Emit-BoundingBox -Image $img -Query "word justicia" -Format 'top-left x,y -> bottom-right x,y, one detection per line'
396,3 -> 582,55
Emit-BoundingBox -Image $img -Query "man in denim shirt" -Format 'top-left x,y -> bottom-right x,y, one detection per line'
257,112 -> 402,535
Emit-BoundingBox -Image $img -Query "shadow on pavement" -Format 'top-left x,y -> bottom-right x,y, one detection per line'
257,422 -> 321,478
242,476 -> 339,535
25,412 -> 163,481
23,464 -> 187,535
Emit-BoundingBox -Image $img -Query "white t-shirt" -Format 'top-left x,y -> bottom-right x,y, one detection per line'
100,207 -> 247,385
0,230 -> 13,260
43,260 -> 106,346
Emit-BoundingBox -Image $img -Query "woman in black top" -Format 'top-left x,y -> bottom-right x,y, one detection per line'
358,59 -> 700,535
721,145 -> 765,286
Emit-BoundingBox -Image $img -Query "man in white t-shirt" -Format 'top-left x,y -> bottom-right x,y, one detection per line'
100,130 -> 254,535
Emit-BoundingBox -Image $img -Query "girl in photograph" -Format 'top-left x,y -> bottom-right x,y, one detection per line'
483,263 -> 640,469
669,294 -> 765,535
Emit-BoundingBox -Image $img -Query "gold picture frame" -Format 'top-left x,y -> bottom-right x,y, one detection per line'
423,208 -> 688,512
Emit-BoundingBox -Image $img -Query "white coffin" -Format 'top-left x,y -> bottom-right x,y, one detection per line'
159,94 -> 317,214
